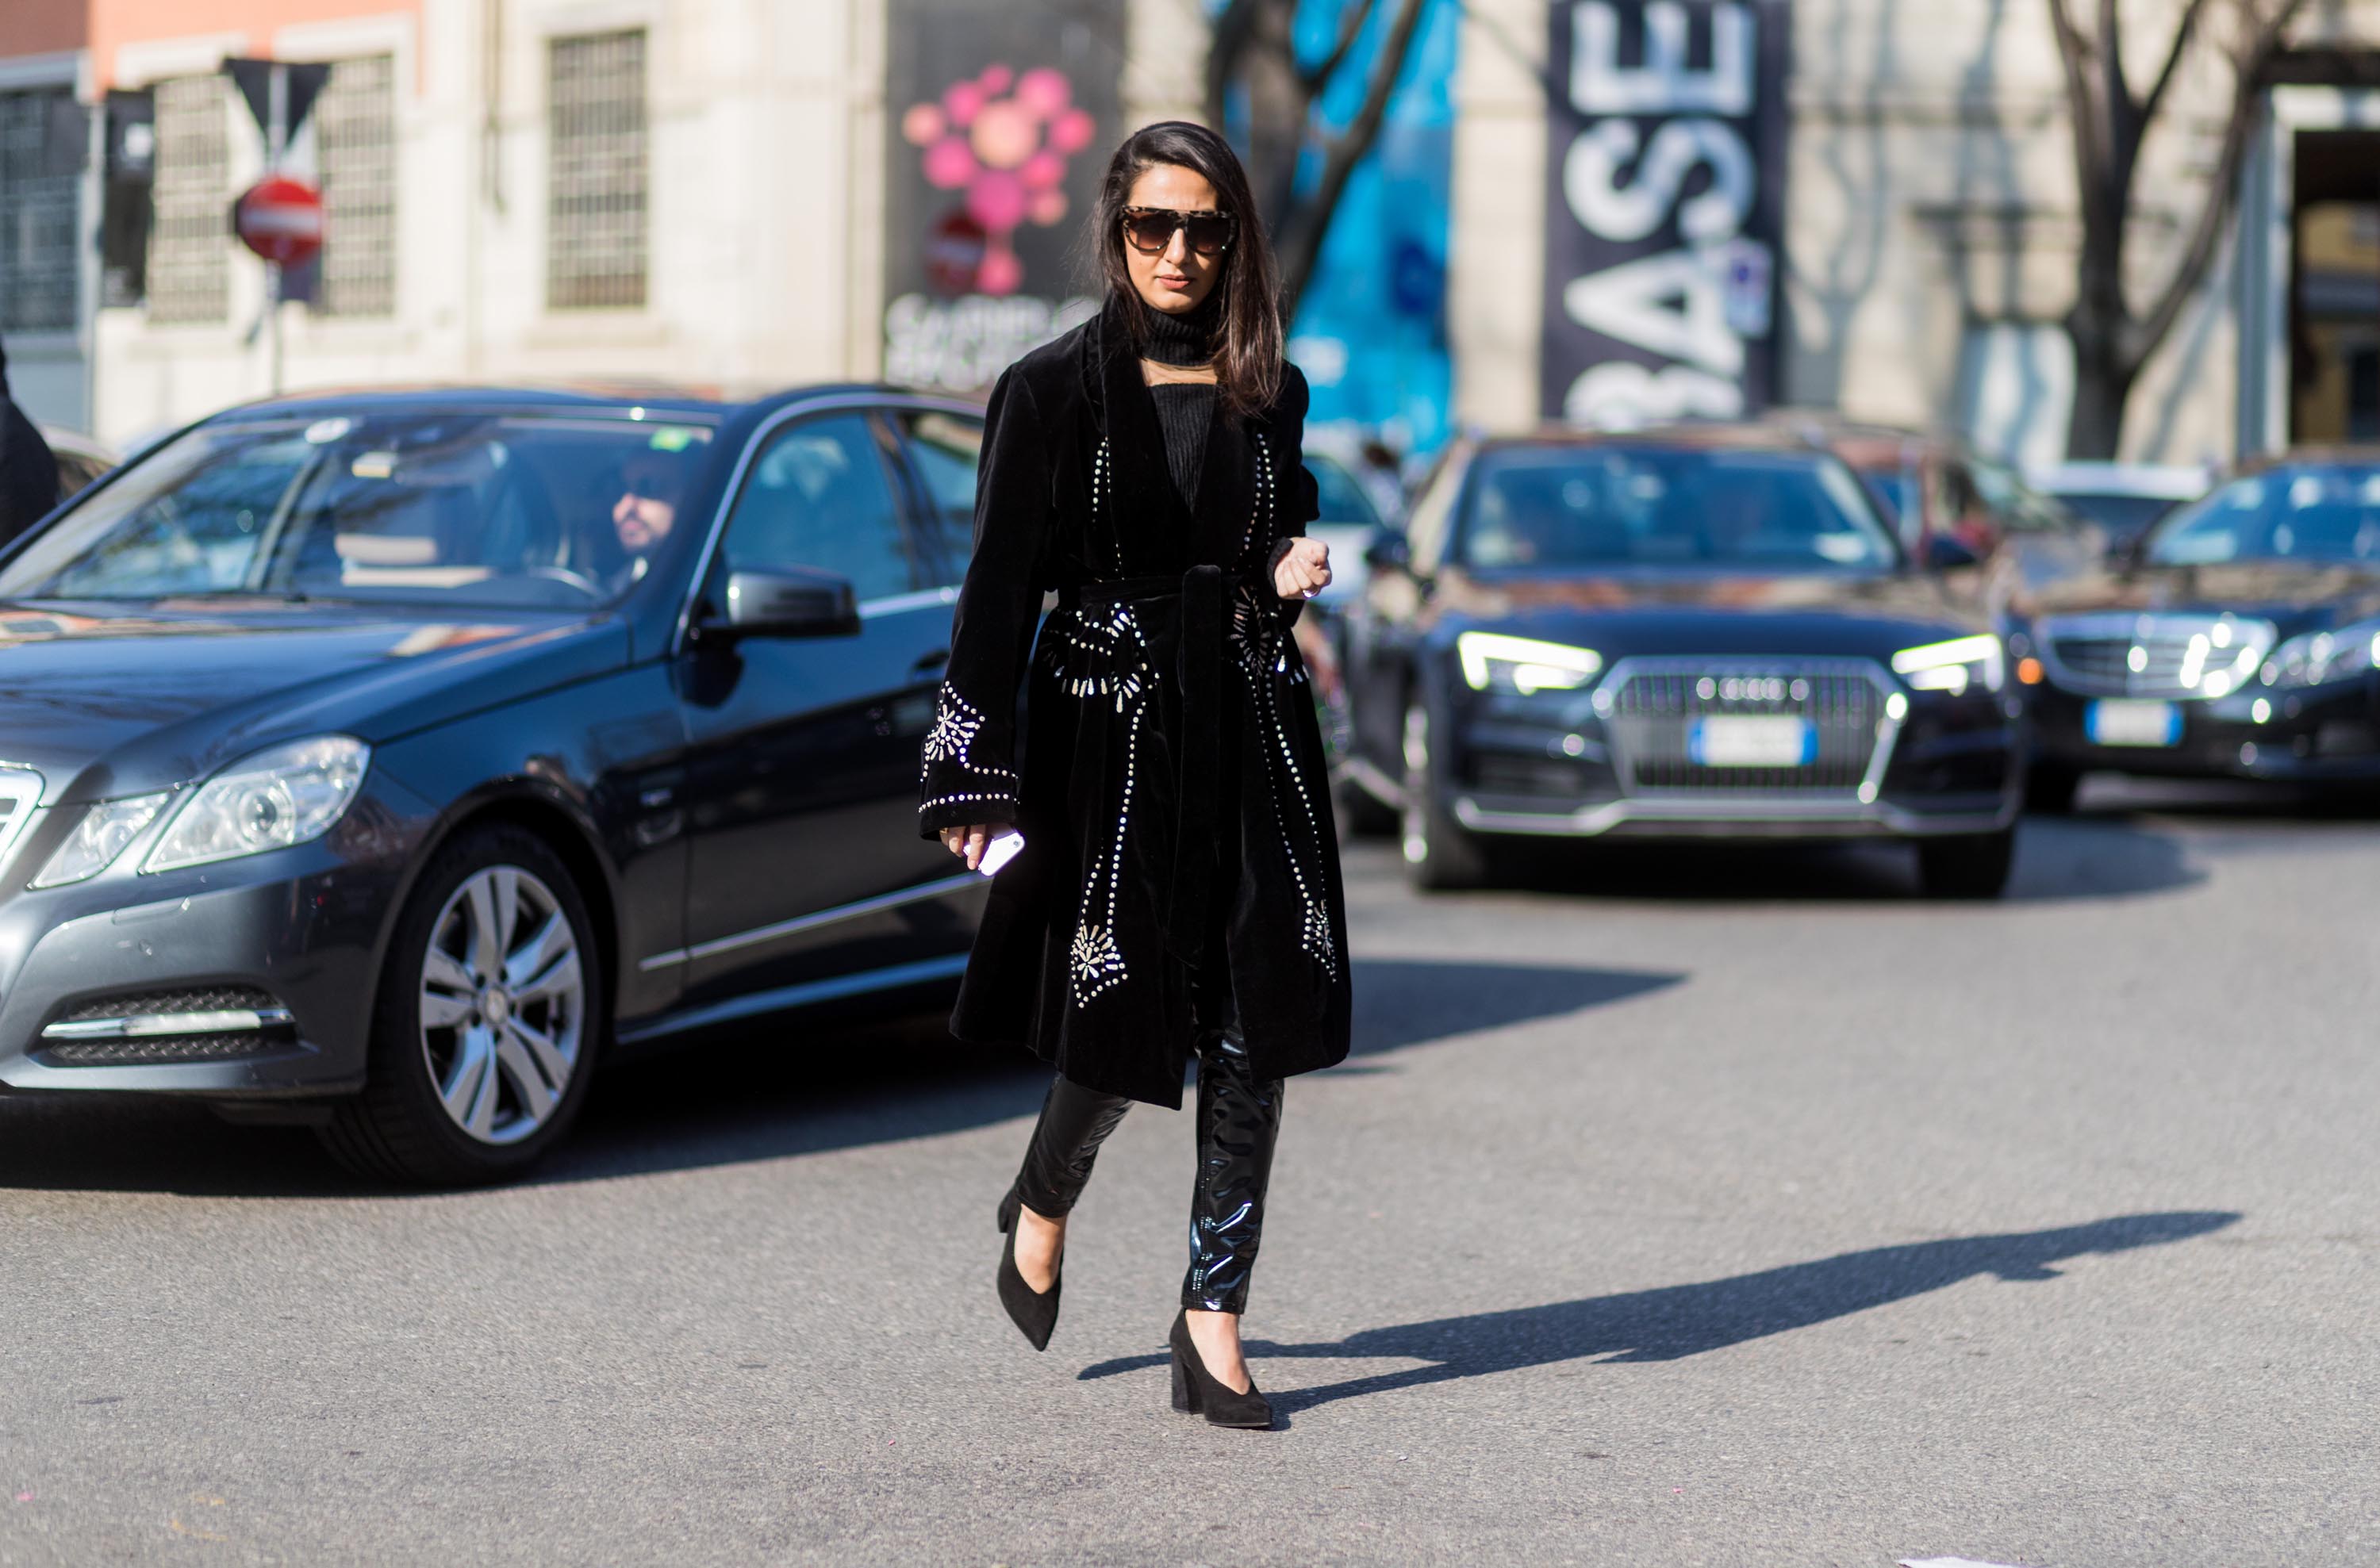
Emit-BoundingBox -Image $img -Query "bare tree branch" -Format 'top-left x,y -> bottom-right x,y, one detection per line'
2045,0 -> 2109,205
2122,0 -> 2313,369
1204,0 -> 1265,130
1269,0 -> 1429,314
1301,0 -> 1381,94
2139,0 -> 2215,127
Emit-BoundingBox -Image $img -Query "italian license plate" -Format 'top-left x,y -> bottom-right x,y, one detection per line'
1690,715 -> 1815,767
2085,699 -> 2182,748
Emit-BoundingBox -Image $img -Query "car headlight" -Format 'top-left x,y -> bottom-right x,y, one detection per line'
1456,631 -> 1603,696
143,736 -> 371,872
29,793 -> 171,888
1891,633 -> 2004,696
2260,622 -> 2380,689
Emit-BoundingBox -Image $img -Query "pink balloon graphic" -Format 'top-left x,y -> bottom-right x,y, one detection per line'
942,81 -> 985,127
966,169 -> 1027,232
1015,67 -> 1070,119
971,100 -> 1038,170
901,103 -> 946,146
1019,150 -> 1065,190
1049,108 -> 1095,155
977,244 -> 1023,296
922,136 -> 976,190
903,66 -> 1095,297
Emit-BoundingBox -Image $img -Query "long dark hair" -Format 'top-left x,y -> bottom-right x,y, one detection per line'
1091,121 -> 1284,421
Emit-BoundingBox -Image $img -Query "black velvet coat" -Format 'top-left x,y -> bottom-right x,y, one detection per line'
917,300 -> 1351,1107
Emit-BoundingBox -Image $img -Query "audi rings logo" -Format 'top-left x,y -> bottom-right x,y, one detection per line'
1697,676 -> 1808,705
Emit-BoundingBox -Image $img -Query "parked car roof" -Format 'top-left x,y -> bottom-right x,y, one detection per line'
200,380 -> 968,424
2028,460 -> 2209,499
1479,422 -> 1837,458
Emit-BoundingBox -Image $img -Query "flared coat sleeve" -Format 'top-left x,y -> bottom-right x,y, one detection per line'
918,365 -> 1054,838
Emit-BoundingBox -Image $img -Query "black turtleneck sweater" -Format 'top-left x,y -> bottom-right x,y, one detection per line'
1138,294 -> 1220,511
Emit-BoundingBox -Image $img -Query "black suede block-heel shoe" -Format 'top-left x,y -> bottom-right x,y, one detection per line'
1167,1310 -> 1273,1429
995,1185 -> 1061,1351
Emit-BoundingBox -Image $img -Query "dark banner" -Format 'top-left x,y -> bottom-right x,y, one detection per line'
882,0 -> 1123,392
1541,0 -> 1791,424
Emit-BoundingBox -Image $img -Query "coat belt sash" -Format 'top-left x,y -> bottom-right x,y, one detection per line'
1069,565 -> 1252,970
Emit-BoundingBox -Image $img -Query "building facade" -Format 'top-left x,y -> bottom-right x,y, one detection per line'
0,0 -> 1204,447
4,1 -> 2375,463
1451,0 -> 2380,466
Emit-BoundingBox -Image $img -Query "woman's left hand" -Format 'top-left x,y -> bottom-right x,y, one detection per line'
1272,537 -> 1332,600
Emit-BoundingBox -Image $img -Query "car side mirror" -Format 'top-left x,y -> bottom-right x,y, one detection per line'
1920,533 -> 1980,571
711,568 -> 861,640
1362,530 -> 1412,573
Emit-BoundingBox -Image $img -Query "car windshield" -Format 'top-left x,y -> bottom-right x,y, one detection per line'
0,412 -> 716,608
1307,456 -> 1382,528
2144,465 -> 2380,567
1458,447 -> 1897,571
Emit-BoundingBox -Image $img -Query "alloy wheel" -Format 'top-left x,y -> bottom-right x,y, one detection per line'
419,865 -> 585,1146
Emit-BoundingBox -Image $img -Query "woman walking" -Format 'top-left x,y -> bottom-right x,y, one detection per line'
919,121 -> 1349,1430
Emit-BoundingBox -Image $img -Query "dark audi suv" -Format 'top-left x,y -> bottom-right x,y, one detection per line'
1340,428 -> 2024,896
2021,451 -> 2380,804
0,385 -> 991,1183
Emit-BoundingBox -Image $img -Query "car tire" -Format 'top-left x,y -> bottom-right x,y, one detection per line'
1915,828 -> 2017,899
321,825 -> 605,1187
2026,763 -> 2082,815
1400,700 -> 1491,891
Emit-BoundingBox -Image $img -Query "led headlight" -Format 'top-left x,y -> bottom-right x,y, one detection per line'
2260,622 -> 2380,689
1891,633 -> 2004,696
1457,631 -> 1603,696
143,736 -> 370,872
30,793 -> 170,888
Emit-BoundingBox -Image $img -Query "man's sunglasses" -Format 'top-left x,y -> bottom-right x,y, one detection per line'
1120,206 -> 1235,257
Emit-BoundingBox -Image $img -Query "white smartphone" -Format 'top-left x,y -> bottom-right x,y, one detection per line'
978,829 -> 1026,878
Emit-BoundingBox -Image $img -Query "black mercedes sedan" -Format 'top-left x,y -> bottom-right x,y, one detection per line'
0,383 -> 992,1183
2020,451 -> 2380,805
1339,428 -> 2024,896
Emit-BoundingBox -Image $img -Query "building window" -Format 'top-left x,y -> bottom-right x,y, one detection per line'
547,29 -> 647,310
316,54 -> 397,318
148,75 -> 229,325
0,86 -> 84,334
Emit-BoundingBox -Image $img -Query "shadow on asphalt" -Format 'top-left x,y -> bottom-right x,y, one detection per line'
1359,811 -> 2207,904
1077,1210 -> 2241,1422
0,958 -> 1675,1196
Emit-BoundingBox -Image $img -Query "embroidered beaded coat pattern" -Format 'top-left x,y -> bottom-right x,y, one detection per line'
916,301 -> 1352,1108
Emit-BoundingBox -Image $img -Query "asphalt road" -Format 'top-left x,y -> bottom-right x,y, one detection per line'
1,781 -> 2375,1566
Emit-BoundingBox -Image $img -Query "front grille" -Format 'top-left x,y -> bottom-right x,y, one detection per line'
1604,660 -> 1888,794
39,984 -> 296,1069
55,986 -> 281,1022
44,1033 -> 284,1067
2040,614 -> 2274,698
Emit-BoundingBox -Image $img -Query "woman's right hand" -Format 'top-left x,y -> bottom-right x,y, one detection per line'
940,823 -> 995,871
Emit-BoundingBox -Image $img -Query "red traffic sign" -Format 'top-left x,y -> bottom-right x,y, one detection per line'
232,174 -> 324,266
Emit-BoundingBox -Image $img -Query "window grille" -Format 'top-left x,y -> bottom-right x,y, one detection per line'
316,54 -> 397,317
547,29 -> 647,310
148,75 -> 230,324
0,86 -> 83,334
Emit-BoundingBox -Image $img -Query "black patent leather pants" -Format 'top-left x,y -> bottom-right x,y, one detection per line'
1012,1022 -> 1285,1314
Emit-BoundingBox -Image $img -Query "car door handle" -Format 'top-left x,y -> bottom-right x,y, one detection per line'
912,649 -> 950,674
